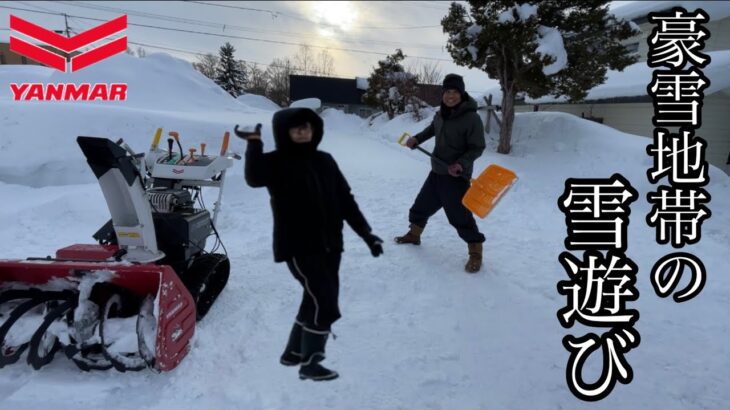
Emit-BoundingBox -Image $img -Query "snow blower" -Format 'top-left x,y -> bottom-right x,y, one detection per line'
398,131 -> 517,218
0,129 -> 239,372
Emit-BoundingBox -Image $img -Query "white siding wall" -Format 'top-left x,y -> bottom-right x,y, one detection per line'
516,92 -> 730,173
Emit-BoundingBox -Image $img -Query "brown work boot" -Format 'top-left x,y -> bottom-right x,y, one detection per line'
465,242 -> 482,273
394,224 -> 424,245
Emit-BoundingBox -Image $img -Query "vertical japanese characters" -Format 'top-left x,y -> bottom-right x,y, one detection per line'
646,8 -> 711,303
557,175 -> 639,401
556,7 -> 714,402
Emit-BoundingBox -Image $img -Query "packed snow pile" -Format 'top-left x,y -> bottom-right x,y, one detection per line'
0,53 -> 728,410
0,52 -> 266,187
289,98 -> 322,110
236,93 -> 281,111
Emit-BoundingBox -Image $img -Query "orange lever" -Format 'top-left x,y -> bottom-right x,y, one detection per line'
168,131 -> 179,142
220,131 -> 230,155
188,148 -> 196,162
200,143 -> 206,156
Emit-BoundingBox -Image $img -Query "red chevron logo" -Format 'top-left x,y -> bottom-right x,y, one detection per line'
9,15 -> 127,72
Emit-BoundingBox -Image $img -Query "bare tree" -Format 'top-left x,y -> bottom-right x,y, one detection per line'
314,49 -> 335,76
417,60 -> 442,85
294,45 -> 316,75
266,57 -> 297,106
244,62 -> 269,96
192,53 -> 219,81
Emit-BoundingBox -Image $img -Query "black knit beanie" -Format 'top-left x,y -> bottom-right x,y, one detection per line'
442,73 -> 466,96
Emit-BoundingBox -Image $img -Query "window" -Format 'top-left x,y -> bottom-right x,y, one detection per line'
21,56 -> 27,65
0,53 -> 5,65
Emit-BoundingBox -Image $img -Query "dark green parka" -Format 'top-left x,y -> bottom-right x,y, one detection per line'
413,95 -> 485,179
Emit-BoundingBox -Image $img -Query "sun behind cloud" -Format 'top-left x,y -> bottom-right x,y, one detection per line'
311,1 -> 358,34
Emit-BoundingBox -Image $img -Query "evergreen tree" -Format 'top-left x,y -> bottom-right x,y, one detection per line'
215,42 -> 247,97
363,49 -> 421,120
442,1 -> 638,153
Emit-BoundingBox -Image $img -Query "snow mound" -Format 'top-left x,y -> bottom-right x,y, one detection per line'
0,52 -> 279,187
236,93 -> 281,111
289,98 -> 322,110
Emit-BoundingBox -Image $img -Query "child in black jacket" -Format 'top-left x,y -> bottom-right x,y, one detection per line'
236,108 -> 383,381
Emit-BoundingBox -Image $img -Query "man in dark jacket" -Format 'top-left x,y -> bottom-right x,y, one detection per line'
238,108 -> 383,381
395,74 -> 486,273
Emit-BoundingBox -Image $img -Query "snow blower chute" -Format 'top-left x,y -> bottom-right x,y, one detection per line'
0,129 -> 239,372
398,131 -> 517,218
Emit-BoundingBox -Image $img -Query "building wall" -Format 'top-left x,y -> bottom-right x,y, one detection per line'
0,42 -> 36,65
624,18 -> 730,62
0,42 -> 56,66
518,92 -> 730,173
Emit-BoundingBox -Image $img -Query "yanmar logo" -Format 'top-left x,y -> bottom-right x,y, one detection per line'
8,15 -> 128,101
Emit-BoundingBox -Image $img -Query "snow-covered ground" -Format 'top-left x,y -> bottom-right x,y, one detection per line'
0,53 -> 728,410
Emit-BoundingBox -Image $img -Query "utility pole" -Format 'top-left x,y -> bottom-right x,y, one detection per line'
64,13 -> 69,37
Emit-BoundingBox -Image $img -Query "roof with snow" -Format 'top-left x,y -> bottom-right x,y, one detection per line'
477,50 -> 730,105
610,1 -> 730,23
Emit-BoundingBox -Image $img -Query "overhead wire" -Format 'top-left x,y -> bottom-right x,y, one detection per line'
0,5 -> 452,62
55,1 -> 445,51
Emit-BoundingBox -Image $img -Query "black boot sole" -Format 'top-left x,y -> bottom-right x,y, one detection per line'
299,372 -> 339,381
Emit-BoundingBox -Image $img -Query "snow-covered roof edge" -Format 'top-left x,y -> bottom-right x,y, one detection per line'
610,1 -> 730,22
475,50 -> 730,105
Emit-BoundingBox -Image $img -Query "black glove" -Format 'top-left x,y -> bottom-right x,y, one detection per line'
363,233 -> 383,257
234,123 -> 262,140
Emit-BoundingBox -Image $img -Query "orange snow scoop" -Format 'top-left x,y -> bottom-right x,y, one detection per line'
462,164 -> 517,218
398,132 -> 517,219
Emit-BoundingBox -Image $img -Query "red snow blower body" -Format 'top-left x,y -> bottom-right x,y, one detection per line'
0,130 -> 238,372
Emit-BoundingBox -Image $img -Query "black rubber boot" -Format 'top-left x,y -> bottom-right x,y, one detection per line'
299,327 -> 338,381
280,321 -> 303,366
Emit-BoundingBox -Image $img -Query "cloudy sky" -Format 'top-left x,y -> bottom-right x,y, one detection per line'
0,1 -> 633,94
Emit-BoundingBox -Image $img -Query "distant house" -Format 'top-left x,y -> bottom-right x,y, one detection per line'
508,1 -> 730,174
0,41 -> 44,66
289,74 -> 444,118
1,32 -> 79,67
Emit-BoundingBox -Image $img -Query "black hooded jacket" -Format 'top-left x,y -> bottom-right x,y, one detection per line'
245,108 -> 372,262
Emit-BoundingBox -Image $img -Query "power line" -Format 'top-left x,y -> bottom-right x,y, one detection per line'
0,5 -> 452,62
61,15 -> 363,78
55,1 -> 444,51
183,0 -> 442,30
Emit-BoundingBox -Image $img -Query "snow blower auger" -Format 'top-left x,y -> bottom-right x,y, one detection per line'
398,131 -> 518,218
0,128 -> 240,372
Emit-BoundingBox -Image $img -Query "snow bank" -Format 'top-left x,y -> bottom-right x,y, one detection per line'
236,93 -> 281,111
0,52 -> 269,186
289,97 -> 321,110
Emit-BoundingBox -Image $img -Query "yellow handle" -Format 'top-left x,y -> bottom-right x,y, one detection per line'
150,128 -> 162,151
220,131 -> 230,155
398,131 -> 411,146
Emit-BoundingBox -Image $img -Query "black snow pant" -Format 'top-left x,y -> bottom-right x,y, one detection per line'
409,171 -> 485,243
285,252 -> 342,331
